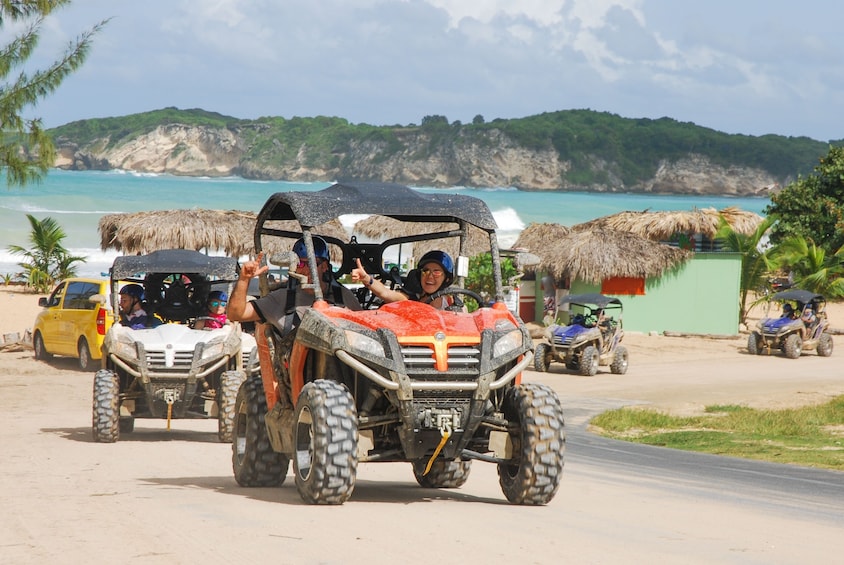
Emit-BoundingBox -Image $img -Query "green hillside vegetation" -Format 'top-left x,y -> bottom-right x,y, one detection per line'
50,107 -> 245,149
48,108 -> 840,187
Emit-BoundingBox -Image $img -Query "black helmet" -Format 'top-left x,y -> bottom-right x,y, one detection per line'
119,283 -> 144,301
417,250 -> 454,287
293,235 -> 330,261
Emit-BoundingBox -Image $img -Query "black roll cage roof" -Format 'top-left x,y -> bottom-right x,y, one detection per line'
253,182 -> 506,304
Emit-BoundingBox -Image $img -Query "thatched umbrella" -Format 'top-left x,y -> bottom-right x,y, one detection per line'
539,227 -> 693,283
513,222 -> 571,253
98,209 -> 348,260
352,215 -> 491,259
573,207 -> 763,240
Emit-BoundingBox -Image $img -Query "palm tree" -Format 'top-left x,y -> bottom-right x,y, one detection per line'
7,214 -> 86,292
770,236 -> 844,298
715,215 -> 776,327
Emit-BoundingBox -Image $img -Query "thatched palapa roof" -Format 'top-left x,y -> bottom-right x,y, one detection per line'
539,227 -> 693,283
98,209 -> 348,260
512,222 -> 571,253
573,207 -> 763,240
352,215 -> 491,258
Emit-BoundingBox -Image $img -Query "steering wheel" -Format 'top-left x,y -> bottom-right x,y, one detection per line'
424,287 -> 484,311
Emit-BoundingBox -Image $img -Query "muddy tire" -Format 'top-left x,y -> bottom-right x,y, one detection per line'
747,332 -> 762,355
497,383 -> 565,505
92,370 -> 120,443
412,459 -> 472,488
533,342 -> 550,372
218,370 -> 246,442
33,331 -> 51,361
817,333 -> 833,357
78,338 -> 93,371
579,345 -> 599,376
610,345 -> 628,374
232,375 -> 289,487
783,333 -> 802,359
293,380 -> 358,505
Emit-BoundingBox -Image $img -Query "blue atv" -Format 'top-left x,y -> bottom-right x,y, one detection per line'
534,293 -> 628,376
748,289 -> 833,359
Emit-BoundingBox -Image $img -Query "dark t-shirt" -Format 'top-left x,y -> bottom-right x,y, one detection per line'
252,281 -> 361,335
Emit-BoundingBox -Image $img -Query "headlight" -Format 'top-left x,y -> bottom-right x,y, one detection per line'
201,338 -> 226,360
494,329 -> 524,358
344,330 -> 385,358
113,338 -> 139,362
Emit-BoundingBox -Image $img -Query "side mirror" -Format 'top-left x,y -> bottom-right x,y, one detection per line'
38,297 -> 48,307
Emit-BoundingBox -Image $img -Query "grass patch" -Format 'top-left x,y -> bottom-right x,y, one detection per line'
590,395 -> 844,470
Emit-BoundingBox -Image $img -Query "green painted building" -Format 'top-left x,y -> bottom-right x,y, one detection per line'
540,252 -> 742,335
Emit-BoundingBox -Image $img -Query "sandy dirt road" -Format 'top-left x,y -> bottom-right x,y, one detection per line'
2,289 -> 843,564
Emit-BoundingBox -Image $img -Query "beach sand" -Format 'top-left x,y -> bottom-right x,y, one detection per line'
1,283 -> 842,563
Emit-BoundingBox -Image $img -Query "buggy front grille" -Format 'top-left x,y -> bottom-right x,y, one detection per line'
400,345 -> 480,370
145,349 -> 195,371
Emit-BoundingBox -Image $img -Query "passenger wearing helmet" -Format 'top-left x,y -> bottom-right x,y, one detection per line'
195,290 -> 229,330
351,250 -> 460,310
228,235 -> 360,335
781,303 -> 796,319
118,284 -> 154,329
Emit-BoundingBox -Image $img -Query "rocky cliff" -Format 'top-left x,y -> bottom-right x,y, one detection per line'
54,124 -> 784,195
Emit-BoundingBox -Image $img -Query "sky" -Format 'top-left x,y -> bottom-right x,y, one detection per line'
16,0 -> 844,141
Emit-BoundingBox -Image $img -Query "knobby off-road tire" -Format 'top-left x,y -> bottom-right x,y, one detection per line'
33,331 -> 51,361
747,332 -> 762,355
293,380 -> 358,505
218,370 -> 246,442
533,342 -> 550,372
497,383 -> 565,505
412,459 -> 472,488
610,345 -> 629,374
817,333 -> 833,357
579,345 -> 599,376
78,338 -> 93,372
783,334 -> 802,359
92,370 -> 120,443
232,375 -> 289,487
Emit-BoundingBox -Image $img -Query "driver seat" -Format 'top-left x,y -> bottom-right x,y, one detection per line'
157,281 -> 193,322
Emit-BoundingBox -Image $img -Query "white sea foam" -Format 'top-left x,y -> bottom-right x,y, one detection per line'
492,207 -> 526,232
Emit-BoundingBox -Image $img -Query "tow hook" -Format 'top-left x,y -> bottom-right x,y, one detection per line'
161,389 -> 180,431
422,419 -> 453,476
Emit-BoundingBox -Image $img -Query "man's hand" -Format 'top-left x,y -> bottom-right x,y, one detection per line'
240,251 -> 269,280
350,258 -> 369,284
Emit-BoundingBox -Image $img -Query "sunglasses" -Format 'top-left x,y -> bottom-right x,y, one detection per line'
297,258 -> 327,268
421,268 -> 444,278
210,300 -> 227,307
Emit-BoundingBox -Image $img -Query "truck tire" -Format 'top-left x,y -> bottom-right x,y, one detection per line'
293,380 -> 358,505
817,333 -> 833,357
412,459 -> 472,488
747,331 -> 762,355
218,370 -> 246,442
497,383 -> 565,505
232,375 -> 289,487
579,345 -> 599,376
610,345 -> 629,374
783,333 -> 802,359
92,370 -> 120,443
533,342 -> 550,372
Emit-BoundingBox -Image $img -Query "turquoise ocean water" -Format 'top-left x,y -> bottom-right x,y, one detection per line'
0,169 -> 770,278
